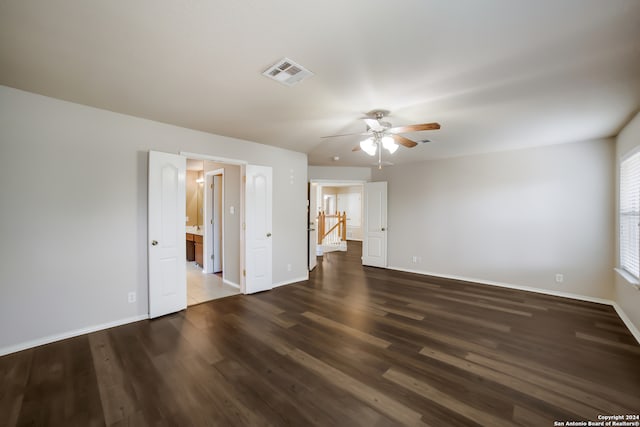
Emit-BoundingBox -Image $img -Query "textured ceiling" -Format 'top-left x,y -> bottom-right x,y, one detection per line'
1,0 -> 639,166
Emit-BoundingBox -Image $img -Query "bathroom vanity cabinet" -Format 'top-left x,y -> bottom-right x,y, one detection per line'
194,234 -> 203,266
186,232 -> 203,266
186,233 -> 195,261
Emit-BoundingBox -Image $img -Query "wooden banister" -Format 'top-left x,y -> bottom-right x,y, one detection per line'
318,211 -> 347,243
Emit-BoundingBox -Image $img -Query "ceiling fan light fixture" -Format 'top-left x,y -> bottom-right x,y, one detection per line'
360,138 -> 377,156
382,136 -> 398,154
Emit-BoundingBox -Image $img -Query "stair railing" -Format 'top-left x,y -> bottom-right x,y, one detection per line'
317,211 -> 347,245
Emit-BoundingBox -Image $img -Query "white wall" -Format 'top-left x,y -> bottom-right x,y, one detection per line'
0,86 -> 308,354
373,139 -> 615,300
308,166 -> 371,182
615,111 -> 640,332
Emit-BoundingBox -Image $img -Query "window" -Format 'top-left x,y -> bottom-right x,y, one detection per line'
620,151 -> 640,279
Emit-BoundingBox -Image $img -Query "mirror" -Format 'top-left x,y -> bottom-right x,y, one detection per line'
186,160 -> 205,229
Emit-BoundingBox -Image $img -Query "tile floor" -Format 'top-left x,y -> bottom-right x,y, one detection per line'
186,261 -> 240,305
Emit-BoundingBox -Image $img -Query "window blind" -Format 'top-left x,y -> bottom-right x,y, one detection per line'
620,151 -> 640,278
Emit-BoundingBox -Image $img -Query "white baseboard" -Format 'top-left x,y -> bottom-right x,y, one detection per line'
611,302 -> 640,344
0,314 -> 148,357
272,273 -> 309,289
223,279 -> 240,289
388,265 -> 640,344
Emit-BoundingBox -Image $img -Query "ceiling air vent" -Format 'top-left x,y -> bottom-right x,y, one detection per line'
262,58 -> 314,86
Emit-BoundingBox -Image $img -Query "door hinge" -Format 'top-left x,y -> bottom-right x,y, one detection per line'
211,254 -> 214,259
210,184 -> 213,189
243,269 -> 246,277
243,176 -> 246,183
210,219 -> 213,224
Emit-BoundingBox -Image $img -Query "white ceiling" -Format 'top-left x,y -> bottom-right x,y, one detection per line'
1,0 -> 639,167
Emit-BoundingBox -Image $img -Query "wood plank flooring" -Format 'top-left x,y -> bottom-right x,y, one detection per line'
2,242 -> 639,426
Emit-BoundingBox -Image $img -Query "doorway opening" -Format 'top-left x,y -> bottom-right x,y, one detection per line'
185,158 -> 240,305
309,180 -> 365,270
149,150 -> 275,318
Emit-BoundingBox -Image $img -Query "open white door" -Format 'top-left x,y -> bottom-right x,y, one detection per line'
308,183 -> 318,271
363,181 -> 387,267
212,174 -> 223,273
148,151 -> 187,318
245,165 -> 273,293
203,170 -> 223,274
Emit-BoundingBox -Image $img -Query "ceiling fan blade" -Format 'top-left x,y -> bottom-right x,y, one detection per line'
352,145 -> 361,152
321,131 -> 370,139
392,134 -> 418,148
364,118 -> 384,132
388,122 -> 441,134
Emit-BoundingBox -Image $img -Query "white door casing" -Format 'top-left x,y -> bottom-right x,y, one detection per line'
308,183 -> 318,271
363,181 -> 387,268
148,151 -> 187,318
245,165 -> 273,293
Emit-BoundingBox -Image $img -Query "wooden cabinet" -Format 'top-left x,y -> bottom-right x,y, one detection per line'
194,234 -> 203,267
186,233 -> 204,266
186,233 -> 195,261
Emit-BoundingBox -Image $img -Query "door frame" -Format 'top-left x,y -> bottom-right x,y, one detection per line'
203,168 -> 224,276
309,179 -> 366,258
308,182 -> 318,271
180,152 -> 247,293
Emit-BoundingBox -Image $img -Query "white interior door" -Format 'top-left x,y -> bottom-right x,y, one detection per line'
204,170 -> 223,274
308,183 -> 318,271
213,174 -> 223,273
324,194 -> 336,214
204,173 -> 213,274
148,151 -> 186,318
245,165 -> 272,293
363,181 -> 387,268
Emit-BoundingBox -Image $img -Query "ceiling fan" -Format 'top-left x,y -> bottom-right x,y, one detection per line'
322,110 -> 440,168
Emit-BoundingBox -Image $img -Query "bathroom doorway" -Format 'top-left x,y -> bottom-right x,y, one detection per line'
185,159 -> 240,305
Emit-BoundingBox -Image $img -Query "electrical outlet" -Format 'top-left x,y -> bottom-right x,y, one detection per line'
555,274 -> 564,283
128,292 -> 136,303
287,264 -> 292,272
412,256 -> 418,263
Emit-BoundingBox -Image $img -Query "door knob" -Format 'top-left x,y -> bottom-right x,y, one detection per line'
266,232 -> 272,237
381,228 -> 386,231
151,240 -> 158,246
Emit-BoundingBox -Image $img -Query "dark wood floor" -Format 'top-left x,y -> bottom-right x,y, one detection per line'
2,242 -> 639,426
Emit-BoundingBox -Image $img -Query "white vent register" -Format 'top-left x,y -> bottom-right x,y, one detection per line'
262,58 -> 314,86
